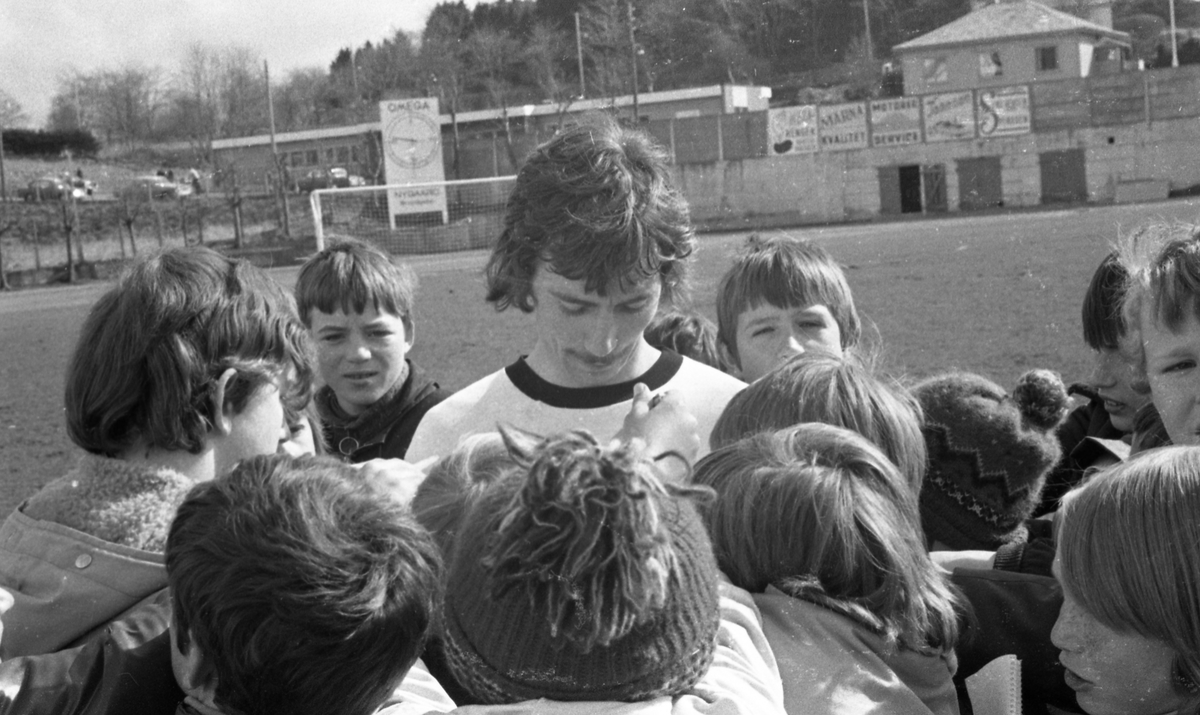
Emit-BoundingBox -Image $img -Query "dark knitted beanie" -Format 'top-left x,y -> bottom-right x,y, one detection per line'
442,429 -> 721,704
915,369 -> 1068,551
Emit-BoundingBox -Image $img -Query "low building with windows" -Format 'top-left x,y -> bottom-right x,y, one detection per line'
894,0 -> 1132,96
209,84 -> 771,189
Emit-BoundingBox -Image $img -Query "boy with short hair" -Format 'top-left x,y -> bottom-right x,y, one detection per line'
294,237 -> 449,461
715,234 -> 861,383
0,453 -> 452,715
1118,221 -> 1200,448
1036,252 -> 1151,515
0,246 -> 313,659
167,453 -> 444,715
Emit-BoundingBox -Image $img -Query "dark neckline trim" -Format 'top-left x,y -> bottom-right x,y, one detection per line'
505,351 -> 683,409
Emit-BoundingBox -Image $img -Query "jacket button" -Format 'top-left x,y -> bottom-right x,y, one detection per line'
74,554 -> 93,569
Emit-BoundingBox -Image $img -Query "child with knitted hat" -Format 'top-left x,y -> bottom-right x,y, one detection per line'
914,369 -> 1068,554
414,425 -> 785,714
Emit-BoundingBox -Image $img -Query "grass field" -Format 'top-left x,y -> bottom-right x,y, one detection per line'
3,198 -> 1200,517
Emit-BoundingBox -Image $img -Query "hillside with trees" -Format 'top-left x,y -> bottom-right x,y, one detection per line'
34,0 -> 1200,152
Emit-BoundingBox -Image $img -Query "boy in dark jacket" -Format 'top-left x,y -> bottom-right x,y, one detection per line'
1037,252 -> 1150,516
295,237 -> 449,461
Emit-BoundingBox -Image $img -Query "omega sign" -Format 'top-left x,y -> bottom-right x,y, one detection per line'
384,102 -> 441,169
379,98 -> 447,227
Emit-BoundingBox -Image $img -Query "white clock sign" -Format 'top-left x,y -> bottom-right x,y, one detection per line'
380,98 -> 447,227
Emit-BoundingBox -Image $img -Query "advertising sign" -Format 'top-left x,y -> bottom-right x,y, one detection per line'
923,91 -> 976,142
977,85 -> 1031,137
869,97 -> 921,147
819,102 -> 868,150
767,106 -> 819,155
379,97 -> 446,226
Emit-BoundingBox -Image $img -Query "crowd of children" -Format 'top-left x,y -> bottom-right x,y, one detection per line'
2,113 -> 1200,715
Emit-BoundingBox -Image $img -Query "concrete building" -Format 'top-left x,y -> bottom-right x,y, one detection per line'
894,0 -> 1132,96
209,84 -> 771,188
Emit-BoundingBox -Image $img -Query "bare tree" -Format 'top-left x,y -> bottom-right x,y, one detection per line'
579,0 -> 632,101
713,0 -> 806,70
0,89 -> 29,128
464,28 -> 523,169
47,70 -> 102,133
174,43 -> 222,152
419,35 -> 470,179
95,66 -> 163,147
219,47 -> 267,137
277,68 -> 331,130
525,22 -> 579,127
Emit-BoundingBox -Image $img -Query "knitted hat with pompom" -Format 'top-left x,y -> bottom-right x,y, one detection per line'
441,428 -> 721,705
915,369 -> 1069,551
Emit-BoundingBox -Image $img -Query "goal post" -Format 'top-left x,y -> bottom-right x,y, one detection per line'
310,175 -> 516,255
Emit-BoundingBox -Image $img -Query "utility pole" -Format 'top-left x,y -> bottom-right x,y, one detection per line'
264,60 -> 291,238
0,124 -> 7,203
863,0 -> 875,63
1170,0 -> 1180,67
575,12 -> 586,98
627,0 -> 639,122
351,52 -> 361,105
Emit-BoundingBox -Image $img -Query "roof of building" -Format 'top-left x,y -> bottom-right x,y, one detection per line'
894,0 -> 1130,52
211,84 -> 771,150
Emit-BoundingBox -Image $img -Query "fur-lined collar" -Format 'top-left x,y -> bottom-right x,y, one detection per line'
22,454 -> 194,553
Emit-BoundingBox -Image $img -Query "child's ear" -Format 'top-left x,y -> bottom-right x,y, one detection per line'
404,317 -> 416,350
209,368 -> 239,437
718,342 -> 743,379
169,599 -> 218,703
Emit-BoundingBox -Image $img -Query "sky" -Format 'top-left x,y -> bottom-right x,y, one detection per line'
0,0 -> 462,127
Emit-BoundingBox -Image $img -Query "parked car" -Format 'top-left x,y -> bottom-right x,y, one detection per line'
127,175 -> 184,200
296,167 -> 352,192
70,176 -> 98,198
17,177 -> 71,202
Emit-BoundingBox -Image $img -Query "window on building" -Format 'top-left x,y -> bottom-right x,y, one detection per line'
923,57 -> 949,84
290,151 -> 304,166
337,146 -> 350,163
351,146 -> 360,163
1036,46 -> 1059,71
979,51 -> 1003,77
305,150 -> 318,165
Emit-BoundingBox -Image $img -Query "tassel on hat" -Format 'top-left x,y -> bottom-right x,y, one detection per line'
441,428 -> 721,704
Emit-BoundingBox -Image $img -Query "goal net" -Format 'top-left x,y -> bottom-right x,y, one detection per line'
310,176 -> 516,255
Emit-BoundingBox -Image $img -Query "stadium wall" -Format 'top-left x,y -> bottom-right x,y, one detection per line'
675,67 -> 1200,228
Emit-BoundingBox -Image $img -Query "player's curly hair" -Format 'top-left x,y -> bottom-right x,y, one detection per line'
485,113 -> 695,312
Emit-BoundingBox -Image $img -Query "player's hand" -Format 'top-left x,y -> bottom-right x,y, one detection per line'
354,456 -> 438,506
613,383 -> 701,475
